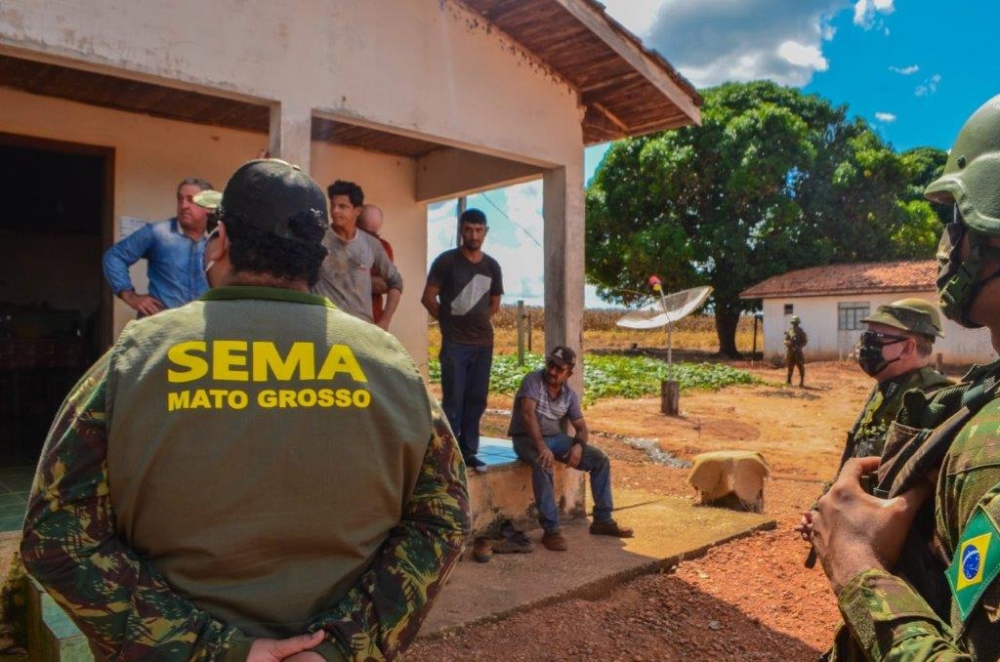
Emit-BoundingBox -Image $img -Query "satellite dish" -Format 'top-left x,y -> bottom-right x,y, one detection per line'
615,285 -> 714,385
617,286 -> 713,329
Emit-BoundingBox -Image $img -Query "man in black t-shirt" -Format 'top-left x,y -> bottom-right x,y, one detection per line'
422,208 -> 504,472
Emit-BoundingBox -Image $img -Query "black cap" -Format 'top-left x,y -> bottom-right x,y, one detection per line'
220,159 -> 328,244
547,345 -> 576,368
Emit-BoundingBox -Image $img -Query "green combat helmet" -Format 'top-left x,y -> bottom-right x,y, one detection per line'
925,94 -> 1000,327
926,95 -> 1000,235
790,315 -> 800,325
861,298 -> 945,339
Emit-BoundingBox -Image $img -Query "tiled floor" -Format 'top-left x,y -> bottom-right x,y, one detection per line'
0,418 -> 45,533
0,465 -> 33,533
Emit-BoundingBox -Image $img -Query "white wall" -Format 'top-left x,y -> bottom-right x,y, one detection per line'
310,143 -> 428,372
762,292 -> 996,365
0,0 -> 584,167
0,88 -> 435,364
0,87 -> 267,338
0,0 -> 598,371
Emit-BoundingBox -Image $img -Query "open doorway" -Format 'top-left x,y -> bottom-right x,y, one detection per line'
0,133 -> 112,525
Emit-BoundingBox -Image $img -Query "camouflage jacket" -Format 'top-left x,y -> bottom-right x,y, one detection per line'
21,351 -> 470,661
838,360 -> 1000,660
844,367 -> 953,463
784,327 -> 807,355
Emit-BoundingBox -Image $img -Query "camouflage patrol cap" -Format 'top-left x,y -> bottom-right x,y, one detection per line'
193,190 -> 223,232
193,190 -> 222,210
861,298 -> 945,339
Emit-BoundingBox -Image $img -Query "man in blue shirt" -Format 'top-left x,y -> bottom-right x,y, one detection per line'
103,177 -> 214,316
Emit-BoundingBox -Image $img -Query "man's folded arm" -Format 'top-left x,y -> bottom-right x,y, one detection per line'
307,402 -> 471,659
102,225 -> 154,295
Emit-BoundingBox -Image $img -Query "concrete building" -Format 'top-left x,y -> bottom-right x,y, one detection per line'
740,260 -> 996,365
0,0 -> 698,362
0,1 -> 701,523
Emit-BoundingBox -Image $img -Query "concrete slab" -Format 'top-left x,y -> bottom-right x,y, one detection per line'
420,489 -> 775,637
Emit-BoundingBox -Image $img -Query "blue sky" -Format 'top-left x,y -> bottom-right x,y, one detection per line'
429,0 -> 1000,307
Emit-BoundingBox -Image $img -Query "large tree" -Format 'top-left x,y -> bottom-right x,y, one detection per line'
586,81 -> 927,356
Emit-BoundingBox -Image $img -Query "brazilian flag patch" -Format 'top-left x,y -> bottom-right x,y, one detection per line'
947,505 -> 1000,622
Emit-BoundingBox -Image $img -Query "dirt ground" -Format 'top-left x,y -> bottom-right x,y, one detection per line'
408,360 -> 910,661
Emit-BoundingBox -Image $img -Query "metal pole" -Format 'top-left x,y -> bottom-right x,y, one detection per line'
667,322 -> 673,382
527,311 -> 533,353
751,314 -> 759,367
517,300 -> 525,366
456,197 -> 467,248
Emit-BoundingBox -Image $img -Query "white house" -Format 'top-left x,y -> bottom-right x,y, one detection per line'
0,0 -> 700,462
740,260 -> 996,365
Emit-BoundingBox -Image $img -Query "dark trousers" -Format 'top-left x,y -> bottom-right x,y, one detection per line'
786,351 -> 804,384
439,339 -> 493,460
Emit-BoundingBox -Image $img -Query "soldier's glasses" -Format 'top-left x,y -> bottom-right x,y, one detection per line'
859,331 -> 908,347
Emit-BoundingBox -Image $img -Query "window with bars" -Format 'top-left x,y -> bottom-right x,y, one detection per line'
838,302 -> 870,330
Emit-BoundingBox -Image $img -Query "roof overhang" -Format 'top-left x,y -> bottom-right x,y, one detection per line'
458,0 -> 702,144
0,0 -> 700,155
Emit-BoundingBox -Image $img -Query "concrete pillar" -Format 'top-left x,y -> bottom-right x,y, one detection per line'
268,102 -> 312,173
542,158 -> 585,394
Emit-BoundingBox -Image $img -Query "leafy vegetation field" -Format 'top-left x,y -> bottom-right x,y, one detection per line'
427,305 -> 760,403
428,352 -> 758,403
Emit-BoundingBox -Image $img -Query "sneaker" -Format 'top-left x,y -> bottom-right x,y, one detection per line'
542,530 -> 568,552
465,456 -> 489,474
589,519 -> 634,538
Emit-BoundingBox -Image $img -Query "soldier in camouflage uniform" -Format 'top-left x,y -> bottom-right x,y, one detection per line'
784,316 -> 807,386
812,94 -> 1000,659
21,160 -> 471,660
807,300 -> 951,659
841,299 -> 951,467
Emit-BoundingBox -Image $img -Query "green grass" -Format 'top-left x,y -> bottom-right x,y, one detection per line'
429,352 -> 759,403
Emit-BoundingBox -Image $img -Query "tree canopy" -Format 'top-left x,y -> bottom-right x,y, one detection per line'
586,81 -> 945,356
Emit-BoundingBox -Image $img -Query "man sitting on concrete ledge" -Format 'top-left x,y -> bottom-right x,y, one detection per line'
508,346 -> 633,551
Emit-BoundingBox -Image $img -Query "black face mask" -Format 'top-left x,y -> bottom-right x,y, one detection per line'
936,211 -> 1000,328
857,331 -> 907,377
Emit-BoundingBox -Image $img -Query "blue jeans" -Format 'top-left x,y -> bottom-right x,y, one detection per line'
512,433 -> 614,533
439,339 -> 493,460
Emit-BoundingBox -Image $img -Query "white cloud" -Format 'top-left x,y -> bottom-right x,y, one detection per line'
427,183 -> 612,307
874,112 -> 897,123
889,64 -> 919,75
853,0 -> 895,30
915,74 -> 942,97
638,0 -> 846,88
777,41 -> 828,71
596,0 -> 663,39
